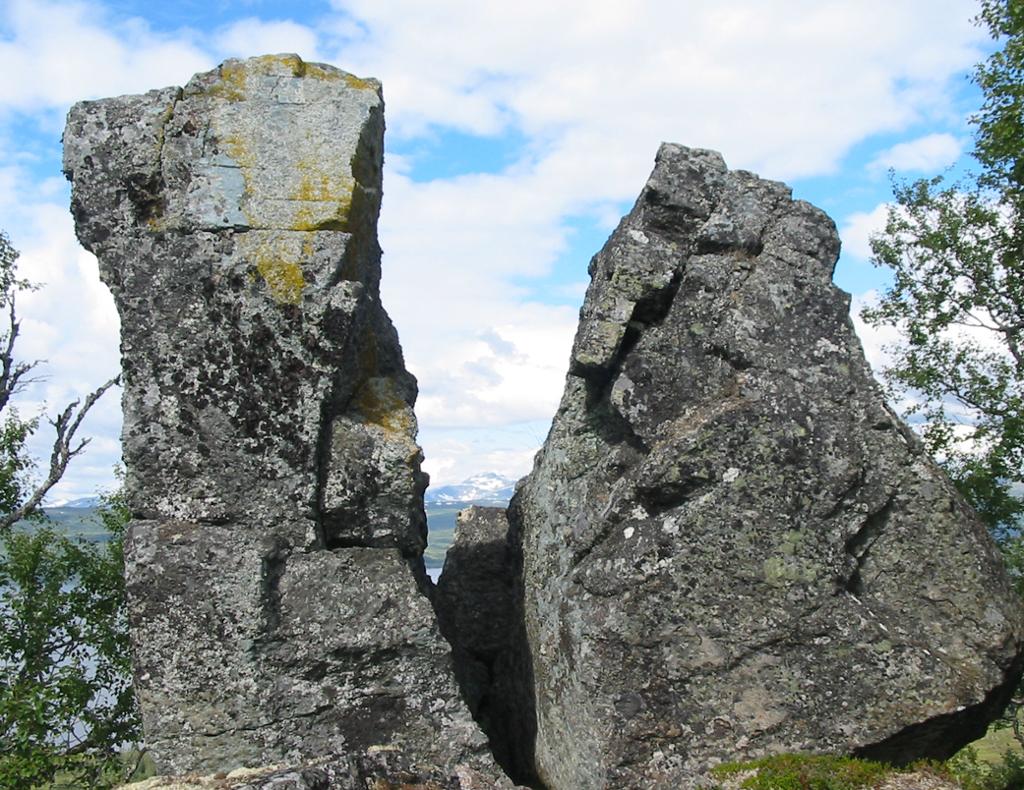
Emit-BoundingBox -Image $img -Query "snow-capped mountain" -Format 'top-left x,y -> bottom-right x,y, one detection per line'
424,472 -> 517,506
45,495 -> 103,509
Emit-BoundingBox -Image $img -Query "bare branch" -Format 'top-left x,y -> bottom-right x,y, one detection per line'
0,295 -> 38,413
0,376 -> 120,532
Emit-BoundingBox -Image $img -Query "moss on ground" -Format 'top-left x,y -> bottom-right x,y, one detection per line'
711,753 -> 948,790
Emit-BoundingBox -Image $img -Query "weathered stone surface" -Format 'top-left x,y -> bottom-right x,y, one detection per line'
121,750 -> 520,790
509,143 -> 1024,789
63,54 -> 499,780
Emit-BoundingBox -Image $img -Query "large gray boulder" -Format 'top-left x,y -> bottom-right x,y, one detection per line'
63,55 -> 502,781
509,143 -> 1024,789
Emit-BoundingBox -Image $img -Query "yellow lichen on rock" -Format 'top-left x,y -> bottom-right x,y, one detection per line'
205,61 -> 249,101
354,377 -> 415,435
256,257 -> 305,304
218,134 -> 253,170
238,233 -> 307,304
289,159 -> 354,231
343,73 -> 377,91
253,53 -> 305,77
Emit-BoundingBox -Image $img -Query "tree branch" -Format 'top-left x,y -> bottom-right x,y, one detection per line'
0,376 -> 120,532
0,295 -> 37,413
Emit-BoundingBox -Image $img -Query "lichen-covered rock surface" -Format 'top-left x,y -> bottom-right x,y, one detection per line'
63,55 -> 501,781
120,750 -> 519,790
509,143 -> 1024,789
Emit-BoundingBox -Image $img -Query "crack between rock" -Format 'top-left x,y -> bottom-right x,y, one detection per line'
192,704 -> 337,739
820,464 -> 869,520
310,391 -> 335,551
839,497 -> 895,596
154,88 -> 183,174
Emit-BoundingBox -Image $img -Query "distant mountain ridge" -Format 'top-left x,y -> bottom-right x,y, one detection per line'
424,472 -> 517,506
45,495 -> 103,509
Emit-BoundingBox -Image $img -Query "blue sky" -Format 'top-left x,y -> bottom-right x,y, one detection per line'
0,0 -> 992,499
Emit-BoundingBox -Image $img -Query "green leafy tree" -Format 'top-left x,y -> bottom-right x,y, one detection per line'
863,0 -> 1024,542
0,230 -> 137,788
0,496 -> 138,789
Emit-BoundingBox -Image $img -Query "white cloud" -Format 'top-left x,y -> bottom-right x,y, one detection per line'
868,132 -> 964,173
7,200 -> 123,501
215,18 -> 322,62
418,424 -> 547,487
0,0 -> 212,112
850,288 -> 1014,466
841,203 -> 891,261
327,0 -> 983,182
850,290 -> 900,379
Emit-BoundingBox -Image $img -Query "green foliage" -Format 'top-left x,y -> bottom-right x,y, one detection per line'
948,745 -> 1024,790
974,0 -> 1024,191
0,494 -> 140,789
0,229 -> 137,788
711,754 -> 900,790
0,232 -> 38,522
0,410 -> 39,521
862,0 -> 1024,539
862,177 -> 1024,535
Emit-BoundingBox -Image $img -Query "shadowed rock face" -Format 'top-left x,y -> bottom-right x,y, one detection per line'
435,507 -> 538,786
509,143 -> 1024,789
63,55 -> 503,782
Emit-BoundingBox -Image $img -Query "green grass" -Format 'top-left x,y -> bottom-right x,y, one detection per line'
712,754 -> 900,790
969,722 -> 1024,766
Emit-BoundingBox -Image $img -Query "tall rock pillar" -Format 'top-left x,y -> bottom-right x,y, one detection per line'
63,55 -> 498,781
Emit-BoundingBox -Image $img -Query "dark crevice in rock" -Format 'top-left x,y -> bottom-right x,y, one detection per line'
127,88 -> 181,227
404,554 -> 434,599
258,540 -> 289,637
433,507 -> 546,789
310,395 -> 335,551
841,499 -> 893,596
635,472 -> 713,515
696,233 -> 765,257
578,266 -> 687,453
706,341 -> 754,371
820,466 -> 868,521
631,266 -> 685,326
583,376 -> 647,452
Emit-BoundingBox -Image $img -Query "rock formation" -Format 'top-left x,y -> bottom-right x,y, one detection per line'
509,143 -> 1024,789
63,55 -> 504,783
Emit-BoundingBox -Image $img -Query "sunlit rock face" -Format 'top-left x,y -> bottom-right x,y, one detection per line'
63,55 -> 505,783
509,143 -> 1024,790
